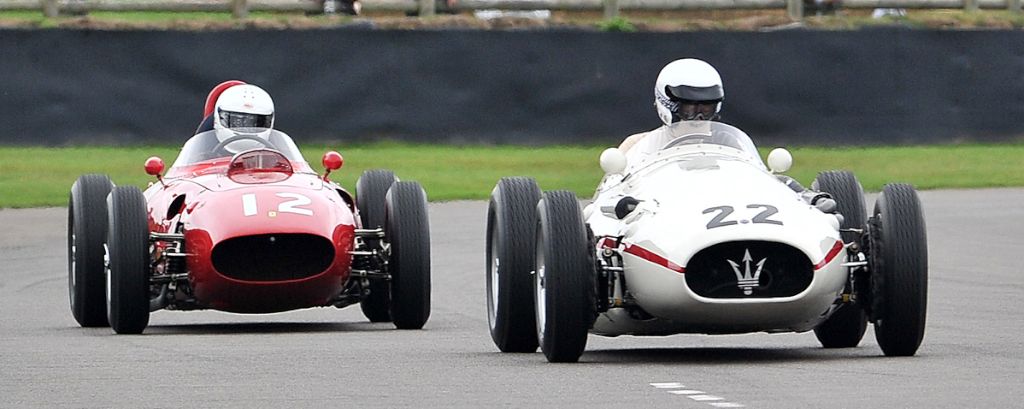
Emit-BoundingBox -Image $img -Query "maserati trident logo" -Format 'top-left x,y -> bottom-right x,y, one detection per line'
727,249 -> 767,296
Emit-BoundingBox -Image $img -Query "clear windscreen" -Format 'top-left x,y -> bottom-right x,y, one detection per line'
171,128 -> 306,169
657,120 -> 760,159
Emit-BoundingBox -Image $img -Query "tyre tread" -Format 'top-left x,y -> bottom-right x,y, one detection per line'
68,174 -> 113,327
107,186 -> 150,334
487,177 -> 541,352
537,190 -> 595,363
387,181 -> 431,330
811,170 -> 868,348
871,183 -> 928,356
356,169 -> 397,323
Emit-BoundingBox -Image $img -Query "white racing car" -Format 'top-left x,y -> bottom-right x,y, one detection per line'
486,120 -> 927,362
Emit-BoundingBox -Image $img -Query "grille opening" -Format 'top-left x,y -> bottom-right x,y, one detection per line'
685,241 -> 813,298
212,233 -> 334,281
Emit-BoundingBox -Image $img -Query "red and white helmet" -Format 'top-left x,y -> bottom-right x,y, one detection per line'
654,58 -> 724,125
214,84 -> 275,131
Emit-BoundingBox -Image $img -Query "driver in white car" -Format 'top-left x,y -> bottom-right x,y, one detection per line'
618,58 -> 836,213
619,58 -> 724,158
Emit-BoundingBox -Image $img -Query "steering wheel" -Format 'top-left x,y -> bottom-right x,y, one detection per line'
212,134 -> 280,154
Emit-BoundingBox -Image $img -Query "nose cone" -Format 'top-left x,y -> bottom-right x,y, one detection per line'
186,183 -> 354,245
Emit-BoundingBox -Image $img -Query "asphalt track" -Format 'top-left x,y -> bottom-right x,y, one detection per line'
1,189 -> 1022,408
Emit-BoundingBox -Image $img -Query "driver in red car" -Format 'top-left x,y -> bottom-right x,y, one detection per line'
195,80 -> 274,134
193,81 -> 279,156
212,84 -> 275,132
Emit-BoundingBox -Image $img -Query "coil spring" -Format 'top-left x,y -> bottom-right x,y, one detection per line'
351,239 -> 379,272
352,254 -> 372,271
166,243 -> 185,276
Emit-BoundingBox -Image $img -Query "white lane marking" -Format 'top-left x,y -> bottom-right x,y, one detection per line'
650,382 -> 744,408
668,390 -> 705,395
689,395 -> 725,402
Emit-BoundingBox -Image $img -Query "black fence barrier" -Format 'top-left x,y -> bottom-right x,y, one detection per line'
2,27 -> 1023,146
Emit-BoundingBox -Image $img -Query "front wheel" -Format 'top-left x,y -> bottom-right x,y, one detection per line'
106,186 -> 151,335
869,183 -> 928,356
385,181 -> 431,330
535,191 -> 596,363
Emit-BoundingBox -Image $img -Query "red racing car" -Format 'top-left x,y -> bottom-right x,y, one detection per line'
67,129 -> 430,334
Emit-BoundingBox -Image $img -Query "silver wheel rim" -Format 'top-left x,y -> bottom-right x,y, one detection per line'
534,236 -> 547,344
69,231 -> 77,308
104,243 -> 112,318
488,241 -> 500,330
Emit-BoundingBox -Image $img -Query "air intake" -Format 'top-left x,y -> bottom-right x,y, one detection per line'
212,234 -> 334,281
685,241 -> 812,298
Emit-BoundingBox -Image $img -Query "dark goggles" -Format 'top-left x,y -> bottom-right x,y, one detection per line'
677,101 -> 719,121
664,84 -> 723,121
219,109 -> 273,129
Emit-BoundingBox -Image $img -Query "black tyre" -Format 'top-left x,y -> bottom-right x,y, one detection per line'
385,181 -> 431,330
534,191 -> 596,363
68,174 -> 113,327
357,169 -> 397,231
356,169 -> 397,323
811,170 -> 868,348
869,183 -> 928,356
106,186 -> 151,335
486,177 -> 542,353
811,170 -> 867,243
814,301 -> 868,349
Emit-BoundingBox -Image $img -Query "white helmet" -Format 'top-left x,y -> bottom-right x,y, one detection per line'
214,84 -> 275,131
654,58 -> 724,125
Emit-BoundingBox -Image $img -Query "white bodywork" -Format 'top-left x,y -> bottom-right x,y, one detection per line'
585,121 -> 848,337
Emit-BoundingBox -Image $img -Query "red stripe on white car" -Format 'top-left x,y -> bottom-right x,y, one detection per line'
624,243 -> 686,274
598,237 -> 617,249
813,240 -> 845,270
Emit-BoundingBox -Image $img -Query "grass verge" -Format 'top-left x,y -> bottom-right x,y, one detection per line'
1,142 -> 1022,208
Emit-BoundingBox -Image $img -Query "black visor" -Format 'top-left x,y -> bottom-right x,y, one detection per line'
219,109 -> 273,129
665,84 -> 724,103
677,102 -> 719,121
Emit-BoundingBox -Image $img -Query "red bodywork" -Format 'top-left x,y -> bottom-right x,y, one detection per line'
145,155 -> 357,314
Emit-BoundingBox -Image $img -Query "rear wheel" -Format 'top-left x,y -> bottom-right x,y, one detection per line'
869,183 -> 928,356
68,174 -> 113,327
535,191 -> 596,363
811,170 -> 868,348
811,170 -> 867,243
106,186 -> 151,335
814,302 -> 868,349
385,181 -> 431,330
487,177 -> 541,353
356,169 -> 397,323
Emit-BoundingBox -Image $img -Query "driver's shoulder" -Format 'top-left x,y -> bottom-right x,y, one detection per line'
619,126 -> 664,152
